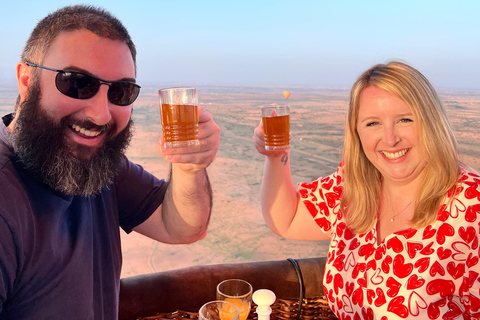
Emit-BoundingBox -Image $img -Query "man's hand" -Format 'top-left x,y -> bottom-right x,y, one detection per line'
159,107 -> 220,173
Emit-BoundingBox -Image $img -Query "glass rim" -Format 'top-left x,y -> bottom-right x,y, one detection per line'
217,279 -> 253,298
159,86 -> 196,92
260,104 -> 290,108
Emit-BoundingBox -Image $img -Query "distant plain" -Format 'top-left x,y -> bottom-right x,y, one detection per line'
1,85 -> 479,278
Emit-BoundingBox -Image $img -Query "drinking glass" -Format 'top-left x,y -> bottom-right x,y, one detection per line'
261,105 -> 290,151
199,300 -> 239,320
159,87 -> 200,148
216,279 -> 253,320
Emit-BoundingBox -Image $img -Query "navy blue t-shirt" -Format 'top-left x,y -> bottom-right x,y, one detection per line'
0,115 -> 168,319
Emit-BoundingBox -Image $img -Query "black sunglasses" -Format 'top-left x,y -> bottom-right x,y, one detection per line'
25,62 -> 141,106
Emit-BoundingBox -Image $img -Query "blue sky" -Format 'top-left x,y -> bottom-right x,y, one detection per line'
0,0 -> 478,89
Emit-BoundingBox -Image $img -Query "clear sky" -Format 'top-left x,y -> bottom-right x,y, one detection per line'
0,0 -> 478,89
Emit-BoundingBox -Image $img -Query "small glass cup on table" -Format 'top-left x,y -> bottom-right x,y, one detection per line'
216,279 -> 253,320
199,300 -> 239,320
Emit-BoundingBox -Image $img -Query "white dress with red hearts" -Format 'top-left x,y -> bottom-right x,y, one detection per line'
298,163 -> 480,319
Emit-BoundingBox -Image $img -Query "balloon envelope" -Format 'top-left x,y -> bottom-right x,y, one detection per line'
283,91 -> 290,99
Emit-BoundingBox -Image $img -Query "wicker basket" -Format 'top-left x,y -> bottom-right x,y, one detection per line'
136,296 -> 337,320
119,257 -> 338,320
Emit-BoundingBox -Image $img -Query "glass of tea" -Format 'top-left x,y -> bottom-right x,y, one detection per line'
261,104 -> 290,151
216,279 -> 252,320
159,87 -> 200,148
199,300 -> 239,320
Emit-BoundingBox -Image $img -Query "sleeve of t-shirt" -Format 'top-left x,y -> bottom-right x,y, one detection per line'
297,163 -> 344,234
114,156 -> 169,233
0,214 -> 18,310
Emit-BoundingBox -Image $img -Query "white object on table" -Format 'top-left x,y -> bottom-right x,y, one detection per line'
252,289 -> 276,320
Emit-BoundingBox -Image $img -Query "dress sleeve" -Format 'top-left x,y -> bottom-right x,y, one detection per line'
457,172 -> 480,316
297,163 -> 344,233
114,157 -> 169,233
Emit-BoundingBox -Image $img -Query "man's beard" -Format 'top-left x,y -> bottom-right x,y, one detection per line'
11,82 -> 133,196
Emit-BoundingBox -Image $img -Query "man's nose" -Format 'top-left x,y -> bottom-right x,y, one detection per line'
83,84 -> 112,125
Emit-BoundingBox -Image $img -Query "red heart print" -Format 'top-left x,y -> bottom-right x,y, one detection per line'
465,203 -> 480,222
422,225 -> 436,239
325,192 -> 339,208
426,279 -> 455,297
406,242 -> 423,259
414,257 -> 430,273
472,236 -> 479,250
333,254 -> 346,271
406,274 -> 425,290
337,222 -> 346,237
352,287 -> 364,308
386,277 -> 401,297
315,217 -> 332,232
387,296 -> 409,318
386,237 -> 404,253
299,180 -> 318,192
437,247 -> 452,260
346,281 -> 355,296
334,273 -> 344,295
393,255 -> 413,278
427,298 -> 446,319
366,289 -> 376,305
303,201 -> 318,217
437,205 -> 449,222
336,296 -> 344,311
370,268 -> 384,285
467,253 -> 480,268
361,307 -> 374,320
374,288 -> 387,307
375,245 -> 386,260
328,288 -> 335,304
352,263 -> 366,279
446,261 -> 465,280
366,259 -> 377,271
395,228 -> 417,239
358,243 -> 375,259
382,255 -> 393,273
459,226 -> 476,244
436,223 -> 455,245
349,238 -> 360,251
344,227 -> 356,240
357,273 -> 368,288
337,240 -> 347,255
444,301 -> 463,319
420,242 -> 434,255
429,261 -> 445,277
326,270 -> 333,284
365,230 -> 374,242
321,178 -> 334,190
408,291 -> 427,316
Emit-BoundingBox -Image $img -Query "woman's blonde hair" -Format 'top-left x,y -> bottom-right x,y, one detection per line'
342,61 -> 461,234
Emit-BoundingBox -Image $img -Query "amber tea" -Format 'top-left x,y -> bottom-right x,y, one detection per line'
159,87 -> 200,148
261,105 -> 290,150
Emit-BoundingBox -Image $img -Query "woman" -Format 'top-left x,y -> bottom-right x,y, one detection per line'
253,61 -> 480,319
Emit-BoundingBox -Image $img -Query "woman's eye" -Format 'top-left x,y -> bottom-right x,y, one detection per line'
366,122 -> 378,127
400,118 -> 413,123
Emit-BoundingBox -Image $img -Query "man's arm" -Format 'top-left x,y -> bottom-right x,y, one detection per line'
133,107 -> 220,243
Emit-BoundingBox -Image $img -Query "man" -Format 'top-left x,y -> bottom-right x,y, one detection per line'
0,5 -> 220,319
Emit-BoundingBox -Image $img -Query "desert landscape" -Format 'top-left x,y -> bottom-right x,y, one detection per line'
1,85 -> 479,278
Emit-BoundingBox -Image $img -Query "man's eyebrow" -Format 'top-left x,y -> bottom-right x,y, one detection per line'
63,65 -> 137,83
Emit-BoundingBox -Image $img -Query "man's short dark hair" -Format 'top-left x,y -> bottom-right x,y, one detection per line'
21,5 -> 136,70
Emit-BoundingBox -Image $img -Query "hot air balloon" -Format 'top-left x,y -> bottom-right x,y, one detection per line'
283,91 -> 291,99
